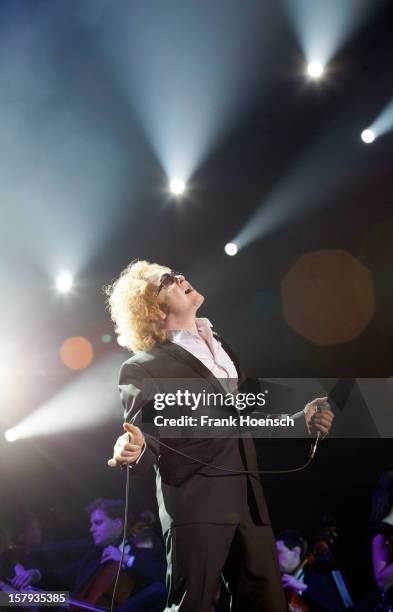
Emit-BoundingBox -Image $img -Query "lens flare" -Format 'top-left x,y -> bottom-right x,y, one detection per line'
60,336 -> 94,370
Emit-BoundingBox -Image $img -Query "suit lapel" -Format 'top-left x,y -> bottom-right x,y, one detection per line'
212,333 -> 246,384
160,341 -> 231,394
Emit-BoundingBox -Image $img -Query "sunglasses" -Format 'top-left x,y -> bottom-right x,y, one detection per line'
157,270 -> 183,295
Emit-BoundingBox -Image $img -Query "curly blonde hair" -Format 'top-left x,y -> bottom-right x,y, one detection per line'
105,260 -> 168,352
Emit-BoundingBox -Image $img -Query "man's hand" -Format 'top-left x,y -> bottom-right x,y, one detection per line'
107,423 -> 145,468
304,397 -> 334,437
281,573 -> 307,593
101,545 -> 122,564
101,545 -> 134,569
11,564 -> 41,589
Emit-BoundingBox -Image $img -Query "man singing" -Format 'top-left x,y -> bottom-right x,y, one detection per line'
106,261 -> 334,611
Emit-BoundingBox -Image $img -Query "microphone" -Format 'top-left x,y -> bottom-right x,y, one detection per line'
310,401 -> 330,459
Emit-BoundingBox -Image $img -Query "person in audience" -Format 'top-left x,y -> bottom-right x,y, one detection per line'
369,471 -> 393,611
52,498 -> 166,612
0,516 -> 44,590
276,529 -> 346,611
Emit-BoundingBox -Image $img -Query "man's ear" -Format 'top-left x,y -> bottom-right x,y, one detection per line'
150,310 -> 166,322
293,545 -> 301,558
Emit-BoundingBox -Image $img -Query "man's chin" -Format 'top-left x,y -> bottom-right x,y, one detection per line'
185,291 -> 204,314
93,537 -> 103,547
194,292 -> 204,306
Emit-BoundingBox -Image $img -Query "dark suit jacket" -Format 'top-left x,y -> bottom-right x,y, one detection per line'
301,568 -> 347,611
39,533 -> 165,596
118,336 -> 308,534
72,534 -> 165,596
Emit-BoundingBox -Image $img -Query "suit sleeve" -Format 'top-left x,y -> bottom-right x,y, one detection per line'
118,362 -> 161,474
302,570 -> 346,611
236,377 -> 311,438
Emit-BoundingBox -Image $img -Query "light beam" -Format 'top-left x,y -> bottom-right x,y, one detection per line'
5,353 -> 123,441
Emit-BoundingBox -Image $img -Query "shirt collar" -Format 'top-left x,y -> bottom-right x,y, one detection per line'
166,318 -> 213,341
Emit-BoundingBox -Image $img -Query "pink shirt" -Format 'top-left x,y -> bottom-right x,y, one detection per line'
167,318 -> 238,381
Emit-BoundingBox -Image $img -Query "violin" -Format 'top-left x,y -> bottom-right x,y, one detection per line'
69,560 -> 135,612
284,515 -> 338,612
0,513 -> 156,612
285,579 -> 309,612
0,560 -> 135,612
68,515 -> 154,612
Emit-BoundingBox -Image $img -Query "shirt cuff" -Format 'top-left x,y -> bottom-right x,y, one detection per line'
133,441 -> 147,466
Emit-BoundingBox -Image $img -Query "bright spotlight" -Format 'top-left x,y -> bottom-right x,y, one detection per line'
5,429 -> 16,442
169,178 -> 186,196
361,129 -> 375,144
56,272 -> 73,293
225,242 -> 238,256
307,61 -> 324,79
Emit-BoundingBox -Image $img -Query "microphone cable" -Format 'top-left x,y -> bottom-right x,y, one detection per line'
110,456 -> 130,612
140,429 -> 321,475
111,414 -> 326,610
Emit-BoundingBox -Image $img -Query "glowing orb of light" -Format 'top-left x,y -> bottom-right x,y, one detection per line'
5,429 -> 17,442
169,178 -> 186,196
225,243 -> 238,256
56,272 -> 73,292
60,336 -> 94,370
361,129 -> 375,144
281,250 -> 375,346
307,61 -> 324,79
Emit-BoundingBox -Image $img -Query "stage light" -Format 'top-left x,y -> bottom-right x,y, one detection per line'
285,1 -> 372,83
169,178 -> 186,196
307,61 -> 324,79
361,129 -> 375,144
5,429 -> 16,442
225,242 -> 238,256
56,272 -> 73,292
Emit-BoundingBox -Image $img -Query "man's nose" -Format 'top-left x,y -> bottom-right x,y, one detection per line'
175,275 -> 185,283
